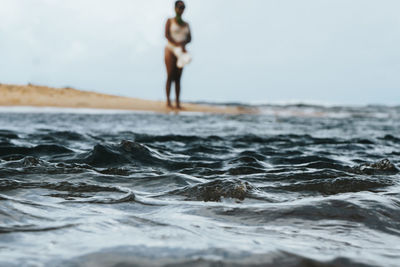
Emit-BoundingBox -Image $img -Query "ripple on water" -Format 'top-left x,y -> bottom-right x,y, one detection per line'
0,110 -> 399,266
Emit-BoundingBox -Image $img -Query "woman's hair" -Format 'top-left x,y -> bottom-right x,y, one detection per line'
175,1 -> 184,8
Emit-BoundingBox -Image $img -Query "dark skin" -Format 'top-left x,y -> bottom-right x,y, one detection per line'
165,3 -> 192,109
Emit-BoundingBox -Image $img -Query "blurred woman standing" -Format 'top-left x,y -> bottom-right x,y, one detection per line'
164,0 -> 192,109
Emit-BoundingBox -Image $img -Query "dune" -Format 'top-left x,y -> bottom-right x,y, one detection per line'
0,84 -> 252,114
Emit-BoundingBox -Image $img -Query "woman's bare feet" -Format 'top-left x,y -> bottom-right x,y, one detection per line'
167,100 -> 173,108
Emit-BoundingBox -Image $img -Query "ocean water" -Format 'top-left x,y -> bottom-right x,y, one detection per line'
0,105 -> 399,267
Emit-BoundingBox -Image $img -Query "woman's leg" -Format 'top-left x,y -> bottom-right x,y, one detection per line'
175,68 -> 183,109
164,47 -> 177,107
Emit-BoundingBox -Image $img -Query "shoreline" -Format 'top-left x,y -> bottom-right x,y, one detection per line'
0,84 -> 254,114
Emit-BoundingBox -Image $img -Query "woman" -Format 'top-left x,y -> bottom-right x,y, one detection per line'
165,0 -> 192,109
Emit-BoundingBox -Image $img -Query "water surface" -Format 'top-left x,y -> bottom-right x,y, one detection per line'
0,105 -> 399,266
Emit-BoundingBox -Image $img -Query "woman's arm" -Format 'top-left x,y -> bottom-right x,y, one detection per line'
181,24 -> 191,52
185,24 -> 192,45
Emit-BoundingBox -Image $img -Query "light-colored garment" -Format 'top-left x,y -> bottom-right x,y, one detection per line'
166,43 -> 192,68
170,19 -> 190,43
167,19 -> 192,68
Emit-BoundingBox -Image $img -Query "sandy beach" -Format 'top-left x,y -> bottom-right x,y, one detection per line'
0,84 -> 248,114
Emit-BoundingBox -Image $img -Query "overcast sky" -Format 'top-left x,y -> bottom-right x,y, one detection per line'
0,0 -> 399,105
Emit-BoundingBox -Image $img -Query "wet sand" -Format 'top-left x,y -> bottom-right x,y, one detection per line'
0,84 -> 249,114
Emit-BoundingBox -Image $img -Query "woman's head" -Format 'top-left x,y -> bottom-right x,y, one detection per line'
175,1 -> 185,16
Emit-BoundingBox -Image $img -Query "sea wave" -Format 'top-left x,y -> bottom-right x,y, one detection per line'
0,108 -> 399,266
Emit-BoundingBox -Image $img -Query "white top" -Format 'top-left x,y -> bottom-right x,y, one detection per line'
169,19 -> 190,43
